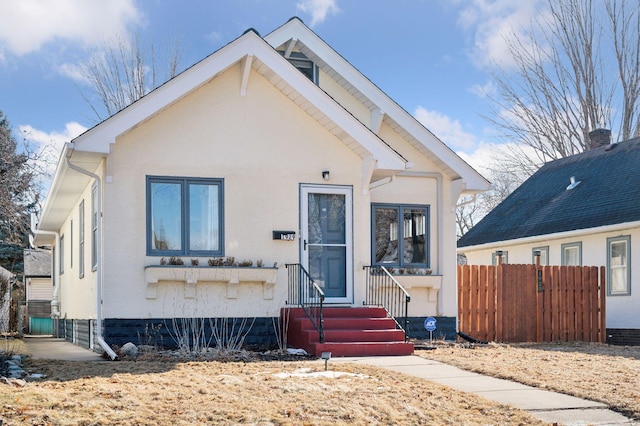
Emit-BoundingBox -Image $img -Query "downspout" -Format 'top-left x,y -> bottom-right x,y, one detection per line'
30,214 -> 60,319
397,171 -> 444,316
65,143 -> 117,360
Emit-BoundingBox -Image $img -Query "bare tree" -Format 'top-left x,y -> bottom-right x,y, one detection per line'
485,0 -> 640,174
0,111 -> 43,272
81,34 -> 183,120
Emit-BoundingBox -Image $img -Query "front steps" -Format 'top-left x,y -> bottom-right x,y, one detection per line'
283,307 -> 414,357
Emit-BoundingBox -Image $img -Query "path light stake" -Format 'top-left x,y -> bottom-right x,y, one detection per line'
321,351 -> 331,371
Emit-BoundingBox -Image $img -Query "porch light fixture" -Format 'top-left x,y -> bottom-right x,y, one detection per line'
322,170 -> 330,181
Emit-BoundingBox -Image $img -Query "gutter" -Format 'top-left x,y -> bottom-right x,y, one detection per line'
457,219 -> 640,253
397,171 -> 444,316
65,143 -> 118,360
29,214 -> 60,318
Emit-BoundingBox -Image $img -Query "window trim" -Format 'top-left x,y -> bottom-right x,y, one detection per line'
561,242 -> 582,266
370,203 -> 430,269
91,183 -> 98,271
146,176 -> 225,257
79,199 -> 85,279
60,234 -> 65,275
532,246 -> 549,265
607,235 -> 631,296
492,250 -> 508,265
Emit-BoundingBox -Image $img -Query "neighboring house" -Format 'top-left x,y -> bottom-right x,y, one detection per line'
458,130 -> 640,345
0,266 -> 13,333
23,248 -> 53,335
33,18 -> 489,355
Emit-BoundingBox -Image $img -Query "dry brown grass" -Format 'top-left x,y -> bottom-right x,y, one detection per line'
416,341 -> 640,421
0,356 -> 544,425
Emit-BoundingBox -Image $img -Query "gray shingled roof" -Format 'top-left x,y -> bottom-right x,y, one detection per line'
458,136 -> 640,248
23,249 -> 52,277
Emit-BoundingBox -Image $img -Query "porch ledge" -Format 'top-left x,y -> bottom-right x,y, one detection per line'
393,274 -> 442,290
144,266 -> 278,300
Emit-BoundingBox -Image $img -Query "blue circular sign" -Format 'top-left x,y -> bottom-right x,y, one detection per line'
424,317 -> 437,332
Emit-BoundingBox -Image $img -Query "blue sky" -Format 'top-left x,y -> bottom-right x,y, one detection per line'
0,0 -> 542,178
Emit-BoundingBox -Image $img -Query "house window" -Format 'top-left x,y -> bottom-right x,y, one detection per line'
371,204 -> 429,268
280,51 -> 318,83
147,176 -> 224,256
60,234 -> 65,274
533,246 -> 549,265
562,242 -> 582,266
492,251 -> 508,265
79,200 -> 85,278
608,236 -> 630,296
91,184 -> 98,270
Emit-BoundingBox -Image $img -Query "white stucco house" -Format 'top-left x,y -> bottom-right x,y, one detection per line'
458,130 -> 640,345
34,18 -> 489,357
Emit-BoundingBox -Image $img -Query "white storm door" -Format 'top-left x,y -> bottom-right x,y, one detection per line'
300,185 -> 353,303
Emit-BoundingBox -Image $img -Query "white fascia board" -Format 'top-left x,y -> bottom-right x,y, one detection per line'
457,220 -> 640,253
266,19 -> 489,190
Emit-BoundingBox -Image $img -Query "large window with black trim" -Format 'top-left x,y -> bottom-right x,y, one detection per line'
371,204 -> 429,268
147,176 -> 224,256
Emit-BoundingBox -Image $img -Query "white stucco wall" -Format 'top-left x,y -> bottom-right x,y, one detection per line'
459,225 -> 640,328
52,60 -> 462,322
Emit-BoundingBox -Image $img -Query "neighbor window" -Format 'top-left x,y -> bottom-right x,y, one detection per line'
562,242 -> 582,266
91,183 -> 98,270
79,200 -> 85,278
147,176 -> 224,256
371,204 -> 429,268
492,251 -> 508,265
608,236 -> 630,296
533,246 -> 549,265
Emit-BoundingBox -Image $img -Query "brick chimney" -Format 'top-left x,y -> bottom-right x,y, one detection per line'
588,128 -> 611,150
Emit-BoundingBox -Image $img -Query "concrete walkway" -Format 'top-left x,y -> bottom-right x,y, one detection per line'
19,338 -> 637,425
333,355 -> 637,426
22,336 -> 104,361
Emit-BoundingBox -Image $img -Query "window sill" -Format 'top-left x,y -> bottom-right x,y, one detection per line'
144,266 -> 278,300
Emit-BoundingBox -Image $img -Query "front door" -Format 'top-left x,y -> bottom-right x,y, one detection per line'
300,185 -> 353,303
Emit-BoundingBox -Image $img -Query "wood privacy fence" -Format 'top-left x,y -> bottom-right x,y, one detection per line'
458,264 -> 606,343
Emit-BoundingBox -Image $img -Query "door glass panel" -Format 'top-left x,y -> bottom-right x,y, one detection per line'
307,193 -> 346,298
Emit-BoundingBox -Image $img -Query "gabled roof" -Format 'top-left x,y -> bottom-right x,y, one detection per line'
265,18 -> 489,191
458,137 -> 640,248
38,17 -> 488,232
23,249 -> 52,278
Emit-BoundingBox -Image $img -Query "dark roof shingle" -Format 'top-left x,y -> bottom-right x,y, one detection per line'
458,137 -> 640,248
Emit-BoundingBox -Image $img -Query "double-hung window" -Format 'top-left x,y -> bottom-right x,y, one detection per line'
371,204 -> 429,268
147,176 -> 224,256
608,236 -> 631,296
562,242 -> 582,266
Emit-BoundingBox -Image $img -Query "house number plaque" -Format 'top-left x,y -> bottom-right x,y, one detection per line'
273,231 -> 296,241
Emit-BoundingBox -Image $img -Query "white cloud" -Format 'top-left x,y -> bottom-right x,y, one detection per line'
296,0 -> 340,27
19,122 -> 88,178
456,0 -> 545,69
414,107 -> 477,152
0,0 -> 142,56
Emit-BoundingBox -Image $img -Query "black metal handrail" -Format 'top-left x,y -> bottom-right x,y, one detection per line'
363,265 -> 411,340
285,263 -> 325,343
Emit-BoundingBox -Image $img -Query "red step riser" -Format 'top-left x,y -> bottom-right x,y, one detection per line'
294,317 -> 397,331
284,307 -> 388,319
303,329 -> 406,343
